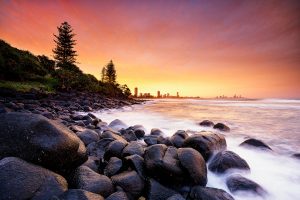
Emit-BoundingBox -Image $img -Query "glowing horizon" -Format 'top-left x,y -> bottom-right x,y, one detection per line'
1,0 -> 299,98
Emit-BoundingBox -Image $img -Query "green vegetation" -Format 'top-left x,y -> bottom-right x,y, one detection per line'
0,21 -> 131,98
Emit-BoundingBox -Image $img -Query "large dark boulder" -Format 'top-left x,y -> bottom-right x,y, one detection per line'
122,141 -> 144,157
0,157 -> 67,200
183,132 -> 226,161
209,151 -> 250,173
150,128 -> 164,136
106,191 -> 129,200
226,174 -> 266,196
170,130 -> 188,148
108,119 -> 128,131
177,148 -> 207,186
189,186 -> 234,200
76,129 -> 99,146
56,189 -> 104,200
199,120 -> 215,127
101,130 -> 128,144
111,171 -> 144,197
124,154 -> 145,179
87,138 -> 114,159
144,135 -> 158,146
104,157 -> 123,177
144,144 -> 167,178
146,179 -> 179,200
68,166 -> 113,197
213,123 -> 230,132
0,112 -> 87,173
82,156 -> 99,173
132,125 -> 146,139
104,140 -> 127,160
240,138 -> 272,150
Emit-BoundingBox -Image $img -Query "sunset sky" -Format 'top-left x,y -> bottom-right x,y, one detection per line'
1,0 -> 299,98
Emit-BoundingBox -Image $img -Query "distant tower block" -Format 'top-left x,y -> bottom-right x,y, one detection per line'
157,91 -> 161,98
134,87 -> 138,97
177,92 -> 179,98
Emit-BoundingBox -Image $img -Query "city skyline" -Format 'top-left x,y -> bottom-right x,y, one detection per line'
1,1 -> 299,98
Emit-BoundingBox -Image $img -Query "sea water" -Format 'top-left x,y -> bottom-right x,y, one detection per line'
93,99 -> 300,200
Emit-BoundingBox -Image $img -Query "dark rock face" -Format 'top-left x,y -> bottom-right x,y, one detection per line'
0,157 -> 67,200
56,189 -> 104,200
104,157 -> 123,177
150,128 -> 164,136
82,156 -> 99,173
68,166 -> 113,197
102,130 -> 128,144
189,186 -> 234,200
76,129 -> 99,146
162,147 -> 184,181
122,141 -> 144,157
240,138 -> 272,150
104,140 -> 127,160
108,119 -> 128,131
106,191 -> 129,200
132,125 -> 146,139
146,179 -> 179,200
0,112 -> 87,173
170,130 -> 188,148
124,155 -> 145,179
213,123 -> 230,132
183,132 -> 226,161
111,171 -> 144,197
144,135 -> 158,146
167,194 -> 185,200
177,148 -> 207,186
144,144 -> 167,179
157,136 -> 173,146
199,120 -> 214,127
209,151 -> 250,173
122,130 -> 138,142
226,174 -> 266,196
87,138 -> 114,159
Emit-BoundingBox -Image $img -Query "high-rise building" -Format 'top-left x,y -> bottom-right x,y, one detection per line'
134,87 -> 138,97
157,91 -> 161,98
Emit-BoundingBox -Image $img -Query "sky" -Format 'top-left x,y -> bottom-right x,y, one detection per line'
0,0 -> 300,98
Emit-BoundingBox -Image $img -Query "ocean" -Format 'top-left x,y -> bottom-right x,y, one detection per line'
93,99 -> 300,200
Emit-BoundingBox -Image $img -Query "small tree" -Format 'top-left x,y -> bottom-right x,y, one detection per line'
53,22 -> 77,69
101,66 -> 107,82
105,60 -> 116,83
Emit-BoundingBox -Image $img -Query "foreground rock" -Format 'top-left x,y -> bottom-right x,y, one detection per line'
226,174 -> 266,196
240,138 -> 272,150
189,186 -> 234,200
209,151 -> 250,173
56,189 -> 104,200
0,157 -> 67,200
68,166 -> 113,197
0,112 -> 87,173
213,123 -> 230,132
146,179 -> 179,200
183,132 -> 226,161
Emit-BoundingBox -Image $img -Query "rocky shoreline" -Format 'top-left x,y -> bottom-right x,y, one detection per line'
0,90 -> 273,200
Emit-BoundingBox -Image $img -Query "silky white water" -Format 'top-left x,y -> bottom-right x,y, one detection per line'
93,99 -> 300,200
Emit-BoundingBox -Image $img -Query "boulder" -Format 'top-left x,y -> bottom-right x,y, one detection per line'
132,125 -> 146,139
68,166 -> 113,197
124,154 -> 145,179
109,119 -> 128,131
70,125 -> 86,132
199,120 -> 214,127
56,189 -> 104,200
183,132 -> 226,161
76,129 -> 99,146
177,148 -> 207,186
0,112 -> 87,173
87,138 -> 114,159
82,156 -> 99,173
146,179 -> 178,200
213,123 -> 230,132
122,141 -> 144,157
157,136 -> 173,146
292,153 -> 300,159
226,174 -> 266,196
111,171 -> 144,197
240,138 -> 272,150
104,140 -> 127,160
167,194 -> 185,200
189,186 -> 234,200
106,191 -> 129,200
102,130 -> 128,144
161,146 -> 184,182
104,157 -> 123,177
208,151 -> 250,173
0,157 -> 67,200
122,130 -> 138,142
144,144 -> 167,178
144,135 -> 158,146
150,128 -> 163,136
170,130 -> 188,148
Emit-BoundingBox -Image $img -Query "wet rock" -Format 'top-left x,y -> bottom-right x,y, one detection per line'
70,125 -> 86,132
146,179 -> 178,200
102,130 -> 128,144
56,189 -> 104,200
189,186 -> 234,200
68,166 -> 113,197
0,157 -> 67,200
226,174 -> 266,196
124,154 -> 145,179
183,131 -> 226,161
162,146 -> 184,182
104,140 -> 127,160
106,191 -> 129,200
177,148 -> 207,186
87,113 -> 98,119
292,153 -> 300,159
132,125 -> 146,139
144,135 -> 158,146
82,156 -> 99,173
87,138 -> 114,159
111,171 -> 144,197
209,151 -> 250,173
240,138 -> 272,150
144,144 -> 167,178
150,128 -> 163,136
76,129 -> 99,146
213,123 -> 230,132
157,136 -> 173,146
199,120 -> 214,127
167,194 -> 185,200
0,112 -> 87,173
170,130 -> 188,148
109,119 -> 128,131
122,130 -> 138,142
83,106 -> 93,112
104,157 -> 123,177
71,114 -> 84,121
122,141 -> 144,157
